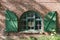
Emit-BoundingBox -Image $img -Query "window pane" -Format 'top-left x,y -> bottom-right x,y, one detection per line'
19,10 -> 42,33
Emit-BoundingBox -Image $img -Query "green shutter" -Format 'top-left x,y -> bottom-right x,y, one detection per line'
5,10 -> 18,32
44,11 -> 57,32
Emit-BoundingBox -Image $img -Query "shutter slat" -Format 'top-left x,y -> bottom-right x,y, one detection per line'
5,10 -> 18,32
44,11 -> 56,32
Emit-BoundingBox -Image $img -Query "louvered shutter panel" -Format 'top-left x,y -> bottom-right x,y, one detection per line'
44,11 -> 56,32
5,10 -> 18,32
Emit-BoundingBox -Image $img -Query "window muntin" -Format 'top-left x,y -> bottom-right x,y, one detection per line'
18,11 -> 42,33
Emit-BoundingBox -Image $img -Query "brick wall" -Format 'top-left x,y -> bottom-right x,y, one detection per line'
0,0 -> 60,35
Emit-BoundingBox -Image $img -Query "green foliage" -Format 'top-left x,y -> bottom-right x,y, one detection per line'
30,35 -> 60,40
30,36 -> 37,40
37,35 -> 60,40
3,35 -> 60,40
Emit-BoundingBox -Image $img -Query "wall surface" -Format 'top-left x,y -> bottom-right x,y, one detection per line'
0,0 -> 60,35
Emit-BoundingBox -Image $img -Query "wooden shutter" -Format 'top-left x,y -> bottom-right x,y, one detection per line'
44,11 -> 57,32
5,10 -> 18,32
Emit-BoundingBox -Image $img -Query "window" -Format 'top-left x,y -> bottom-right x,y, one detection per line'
18,10 -> 42,33
5,10 -> 57,33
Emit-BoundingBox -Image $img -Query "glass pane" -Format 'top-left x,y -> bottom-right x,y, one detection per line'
35,21 -> 41,30
19,10 -> 42,33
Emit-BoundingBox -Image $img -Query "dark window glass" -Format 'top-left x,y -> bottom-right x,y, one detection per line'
18,10 -> 42,32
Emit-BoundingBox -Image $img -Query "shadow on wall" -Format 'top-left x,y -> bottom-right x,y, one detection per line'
56,0 -> 60,2
0,0 -> 50,17
56,0 -> 60,30
31,0 -> 50,13
7,0 -> 50,16
0,0 -> 60,34
56,12 -> 60,33
20,0 -> 50,16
